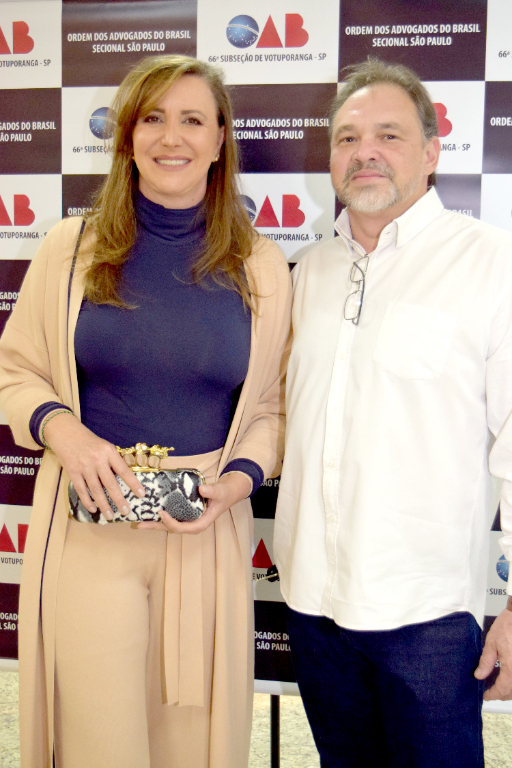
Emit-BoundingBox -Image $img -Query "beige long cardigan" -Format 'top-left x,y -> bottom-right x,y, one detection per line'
0,216 -> 292,768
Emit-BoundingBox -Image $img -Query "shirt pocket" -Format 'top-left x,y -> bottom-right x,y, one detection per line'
373,301 -> 457,379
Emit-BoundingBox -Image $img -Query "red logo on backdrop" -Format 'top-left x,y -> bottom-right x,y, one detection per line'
257,15 -> 309,48
227,14 -> 308,50
0,195 -> 36,226
253,538 -> 273,568
254,195 -> 306,228
0,523 -> 28,553
433,103 -> 453,137
0,21 -> 34,54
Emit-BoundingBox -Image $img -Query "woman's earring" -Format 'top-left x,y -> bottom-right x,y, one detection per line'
213,154 -> 220,162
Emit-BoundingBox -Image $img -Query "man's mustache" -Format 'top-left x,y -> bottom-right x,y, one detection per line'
343,162 -> 395,184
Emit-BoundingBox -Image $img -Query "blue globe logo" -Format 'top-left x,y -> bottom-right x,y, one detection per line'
241,195 -> 257,222
89,107 -> 116,140
496,555 -> 509,582
226,15 -> 259,48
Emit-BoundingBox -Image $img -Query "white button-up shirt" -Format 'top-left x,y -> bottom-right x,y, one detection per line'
274,189 -> 512,629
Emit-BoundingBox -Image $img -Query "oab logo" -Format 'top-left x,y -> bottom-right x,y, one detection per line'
253,538 -> 273,569
0,523 -> 28,555
242,194 -> 305,228
0,195 -> 35,226
0,21 -> 34,54
89,108 -> 116,140
433,103 -> 452,137
497,555 -> 509,583
226,14 -> 309,49
252,537 -> 279,584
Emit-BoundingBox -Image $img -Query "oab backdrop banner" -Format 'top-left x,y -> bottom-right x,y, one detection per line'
1,0 -> 512,707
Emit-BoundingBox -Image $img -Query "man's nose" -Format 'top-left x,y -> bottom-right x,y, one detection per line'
352,136 -> 380,164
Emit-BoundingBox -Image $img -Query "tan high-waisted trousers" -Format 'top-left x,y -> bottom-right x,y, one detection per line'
53,448 -> 253,768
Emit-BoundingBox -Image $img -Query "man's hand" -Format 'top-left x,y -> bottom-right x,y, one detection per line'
474,605 -> 512,700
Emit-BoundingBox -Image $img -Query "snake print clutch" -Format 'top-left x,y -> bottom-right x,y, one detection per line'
68,444 -> 206,524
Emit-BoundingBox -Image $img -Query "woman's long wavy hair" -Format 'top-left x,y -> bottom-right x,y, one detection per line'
82,55 -> 256,308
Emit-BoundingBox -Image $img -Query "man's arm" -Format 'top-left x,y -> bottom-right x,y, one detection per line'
475,598 -> 512,699
475,247 -> 512,699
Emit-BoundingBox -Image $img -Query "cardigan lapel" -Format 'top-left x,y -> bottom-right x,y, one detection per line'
216,253 -> 264,479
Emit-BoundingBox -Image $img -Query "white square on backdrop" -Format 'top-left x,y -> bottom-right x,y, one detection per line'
197,0 -> 340,84
481,174 -> 512,233
0,0 -> 61,89
61,86 -> 117,175
0,174 -> 62,260
239,172 -> 335,262
485,0 -> 512,81
423,81 -> 485,175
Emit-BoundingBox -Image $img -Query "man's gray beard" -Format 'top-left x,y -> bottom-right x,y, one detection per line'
335,163 -> 421,214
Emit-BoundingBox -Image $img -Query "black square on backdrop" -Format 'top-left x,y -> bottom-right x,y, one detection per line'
62,0 -> 197,87
0,584 -> 19,659
0,261 -> 30,335
231,84 -> 336,174
0,90 -> 61,174
62,174 -> 106,219
435,175 -> 481,219
0,426 -> 42,506
483,82 -> 512,174
255,600 -> 295,683
251,477 -> 279,520
339,0 -> 487,82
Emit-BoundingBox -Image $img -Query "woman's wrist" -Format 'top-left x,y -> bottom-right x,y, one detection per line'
219,471 -> 253,498
40,409 -> 76,450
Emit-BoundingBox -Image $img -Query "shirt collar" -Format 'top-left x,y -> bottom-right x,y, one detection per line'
334,188 -> 445,256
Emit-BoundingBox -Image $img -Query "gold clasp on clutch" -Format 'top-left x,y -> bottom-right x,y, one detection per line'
116,444 -> 175,470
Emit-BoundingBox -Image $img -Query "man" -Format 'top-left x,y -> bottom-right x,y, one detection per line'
274,58 -> 512,768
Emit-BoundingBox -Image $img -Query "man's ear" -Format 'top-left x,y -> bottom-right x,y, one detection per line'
424,136 -> 441,176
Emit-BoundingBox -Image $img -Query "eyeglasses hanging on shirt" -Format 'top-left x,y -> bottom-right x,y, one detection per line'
344,255 -> 369,326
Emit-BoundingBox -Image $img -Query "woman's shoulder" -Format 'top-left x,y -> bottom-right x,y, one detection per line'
36,216 -> 86,260
47,215 -> 86,243
37,216 -> 95,269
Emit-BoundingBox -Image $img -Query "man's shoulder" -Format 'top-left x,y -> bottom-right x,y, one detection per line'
293,235 -> 348,277
439,209 -> 512,250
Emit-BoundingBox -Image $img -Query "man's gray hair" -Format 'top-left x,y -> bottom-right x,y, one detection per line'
329,58 -> 439,185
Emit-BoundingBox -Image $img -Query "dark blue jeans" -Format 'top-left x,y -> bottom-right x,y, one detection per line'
287,608 -> 484,768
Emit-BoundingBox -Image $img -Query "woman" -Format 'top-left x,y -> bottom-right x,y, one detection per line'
0,55 -> 291,768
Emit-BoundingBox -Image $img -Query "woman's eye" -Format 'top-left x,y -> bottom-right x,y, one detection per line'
144,115 -> 161,123
184,117 -> 201,125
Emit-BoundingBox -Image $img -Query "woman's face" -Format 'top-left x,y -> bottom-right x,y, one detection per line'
132,75 -> 225,209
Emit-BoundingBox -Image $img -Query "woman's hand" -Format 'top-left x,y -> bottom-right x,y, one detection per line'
136,471 -> 252,535
43,412 -> 145,521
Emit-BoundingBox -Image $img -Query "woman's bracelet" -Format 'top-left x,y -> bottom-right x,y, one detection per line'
40,408 -> 74,450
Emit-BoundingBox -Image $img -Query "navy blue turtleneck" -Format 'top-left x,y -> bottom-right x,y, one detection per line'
30,193 -> 263,493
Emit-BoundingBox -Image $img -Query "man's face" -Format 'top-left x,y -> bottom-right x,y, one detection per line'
330,83 -> 439,216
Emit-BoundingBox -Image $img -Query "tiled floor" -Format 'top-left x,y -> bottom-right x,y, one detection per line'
2,671 -> 512,766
